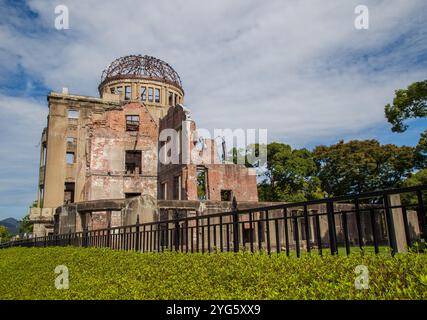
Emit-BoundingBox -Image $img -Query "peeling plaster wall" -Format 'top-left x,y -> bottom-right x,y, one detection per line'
87,102 -> 159,200
158,105 -> 258,202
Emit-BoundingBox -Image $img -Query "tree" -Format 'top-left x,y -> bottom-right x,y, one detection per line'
313,140 -> 415,196
259,143 -> 323,202
19,214 -> 33,234
0,225 -> 11,243
385,79 -> 427,168
385,80 -> 427,133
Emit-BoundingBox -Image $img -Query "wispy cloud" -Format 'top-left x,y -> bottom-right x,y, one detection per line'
0,0 -> 426,218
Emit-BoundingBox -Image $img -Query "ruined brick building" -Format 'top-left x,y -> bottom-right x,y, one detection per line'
30,55 -> 258,236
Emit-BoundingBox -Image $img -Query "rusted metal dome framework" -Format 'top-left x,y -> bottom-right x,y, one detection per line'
99,55 -> 183,91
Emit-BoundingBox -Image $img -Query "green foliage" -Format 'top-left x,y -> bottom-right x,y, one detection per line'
0,247 -> 426,300
313,140 -> 415,196
0,226 -> 11,243
415,130 -> 427,169
19,214 -> 33,235
259,143 -> 323,202
384,80 -> 427,133
384,80 -> 427,169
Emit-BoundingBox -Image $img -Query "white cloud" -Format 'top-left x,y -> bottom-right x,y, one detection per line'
0,0 -> 426,217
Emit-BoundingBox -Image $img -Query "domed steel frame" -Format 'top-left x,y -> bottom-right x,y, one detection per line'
99,55 -> 183,92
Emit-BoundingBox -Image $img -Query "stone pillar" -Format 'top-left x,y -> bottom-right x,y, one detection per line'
388,194 -> 407,253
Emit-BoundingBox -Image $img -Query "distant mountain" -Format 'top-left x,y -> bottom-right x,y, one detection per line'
0,218 -> 20,235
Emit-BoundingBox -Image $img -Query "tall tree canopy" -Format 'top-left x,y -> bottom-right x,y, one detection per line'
258,143 -> 323,202
0,225 -> 11,243
385,79 -> 427,169
384,80 -> 427,133
313,140 -> 415,196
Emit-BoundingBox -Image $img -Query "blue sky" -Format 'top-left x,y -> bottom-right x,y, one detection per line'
0,0 -> 426,220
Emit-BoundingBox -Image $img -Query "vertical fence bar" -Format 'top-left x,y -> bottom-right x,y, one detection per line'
175,211 -> 180,252
207,217 -> 211,253
342,212 -> 350,256
226,223 -> 230,252
196,216 -> 200,253
232,197 -> 239,253
326,201 -> 337,255
303,205 -> 310,253
294,214 -> 300,258
416,190 -> 427,242
401,206 -> 411,248
315,214 -> 322,256
284,208 -> 290,256
370,208 -> 379,254
383,194 -> 397,256
249,212 -> 254,253
274,219 -> 280,253
354,198 -> 364,250
265,210 -> 271,254
219,216 -> 224,252
135,215 -> 140,252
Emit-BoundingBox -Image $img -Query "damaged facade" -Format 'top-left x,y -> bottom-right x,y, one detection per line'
30,55 -> 258,236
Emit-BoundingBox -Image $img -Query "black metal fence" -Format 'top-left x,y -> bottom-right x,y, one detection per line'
1,185 -> 426,256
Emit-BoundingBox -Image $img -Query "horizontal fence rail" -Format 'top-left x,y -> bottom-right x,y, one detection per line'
1,184 -> 426,256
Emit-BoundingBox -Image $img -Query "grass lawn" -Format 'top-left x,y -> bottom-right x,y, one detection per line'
0,247 -> 426,300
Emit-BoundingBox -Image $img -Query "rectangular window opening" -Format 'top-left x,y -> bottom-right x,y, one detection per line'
148,87 -> 153,102
125,150 -> 142,174
173,175 -> 182,200
140,86 -> 146,101
126,115 -> 140,131
124,86 -> 131,100
66,152 -> 75,164
197,167 -> 207,200
161,182 -> 167,200
125,193 -> 141,199
68,110 -> 79,119
155,88 -> 160,103
168,92 -> 173,106
64,182 -> 75,204
220,190 -> 232,201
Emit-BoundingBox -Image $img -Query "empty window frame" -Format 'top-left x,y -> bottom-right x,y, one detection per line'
66,152 -> 75,164
173,175 -> 182,200
68,110 -> 79,119
148,87 -> 153,102
64,182 -> 75,204
124,86 -> 131,100
125,193 -> 141,199
126,115 -> 140,131
197,167 -> 207,200
168,92 -> 174,106
116,86 -> 123,97
110,87 -> 116,94
125,150 -> 142,174
140,86 -> 147,101
161,182 -> 168,200
155,88 -> 160,103
66,137 -> 75,144
41,143 -> 47,166
220,190 -> 232,201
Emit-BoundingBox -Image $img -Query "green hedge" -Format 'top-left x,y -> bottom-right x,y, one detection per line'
0,247 -> 426,300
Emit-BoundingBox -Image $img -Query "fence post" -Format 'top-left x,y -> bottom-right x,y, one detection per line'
326,200 -> 337,255
106,220 -> 111,249
174,210 -> 180,251
384,194 -> 398,255
232,197 -> 239,253
68,229 -> 72,246
83,227 -> 88,248
135,214 -> 140,252
416,190 -> 427,243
